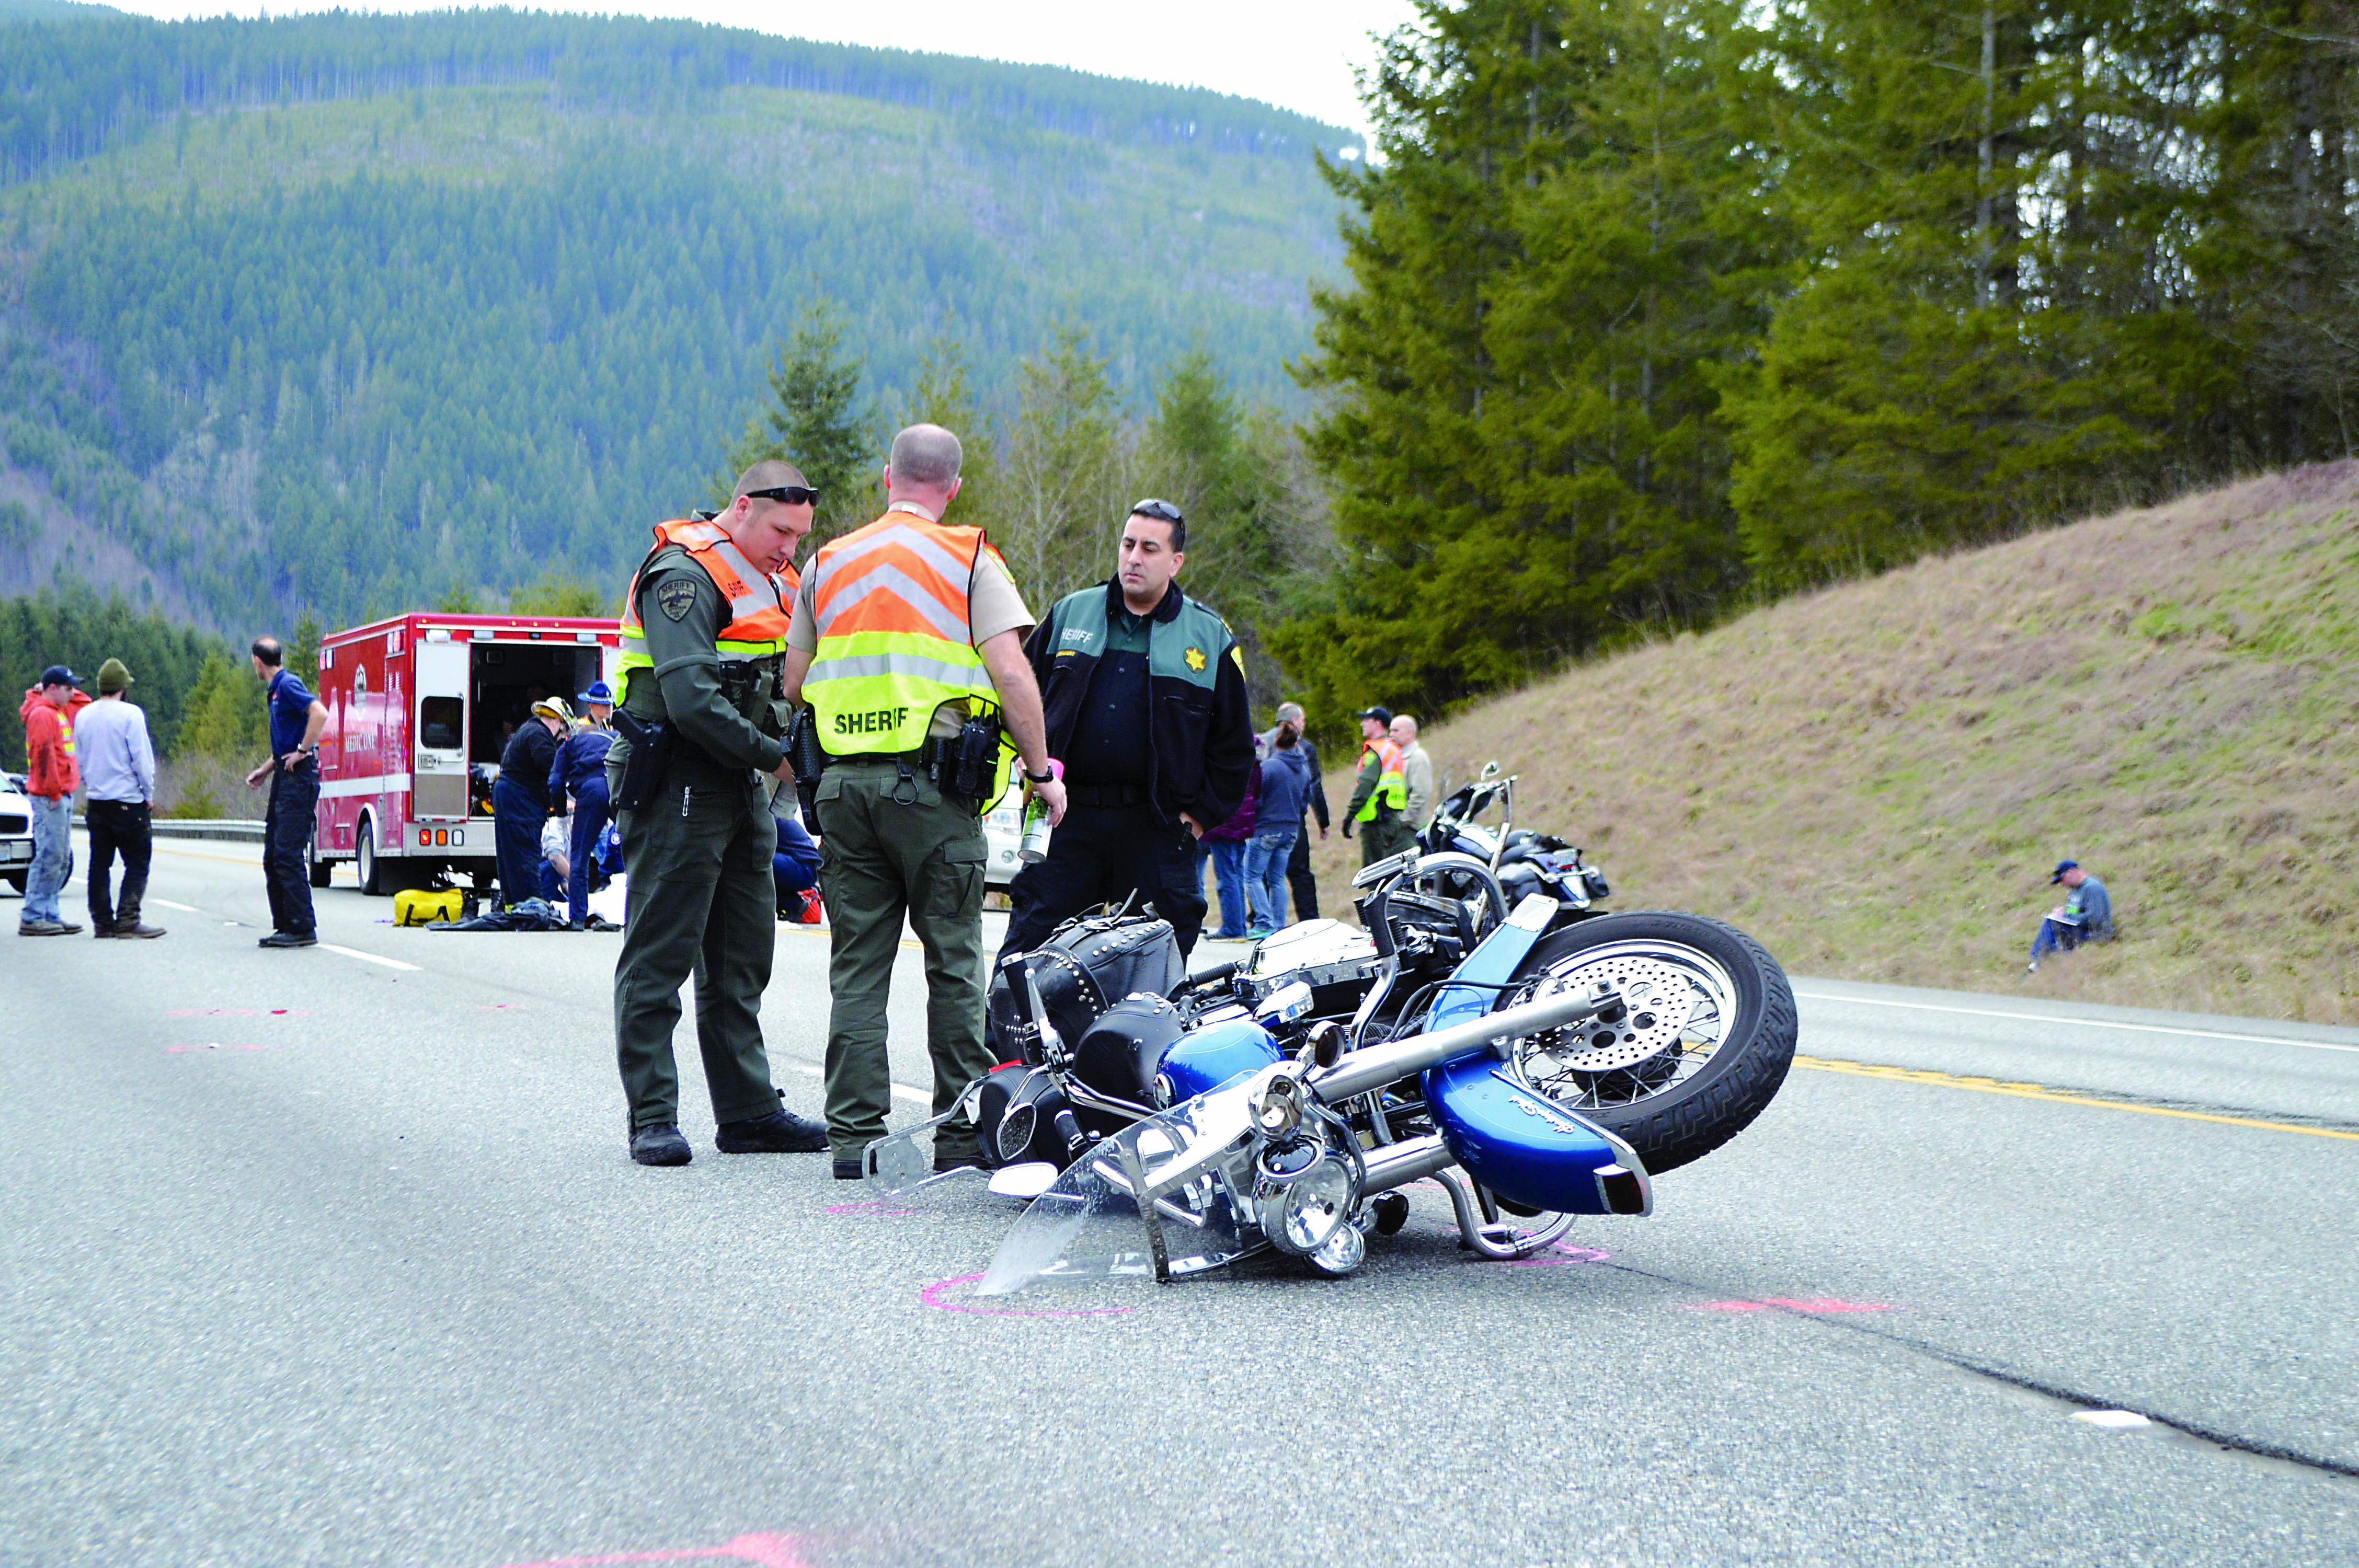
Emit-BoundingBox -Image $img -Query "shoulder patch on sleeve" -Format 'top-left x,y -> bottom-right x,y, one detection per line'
656,577 -> 701,622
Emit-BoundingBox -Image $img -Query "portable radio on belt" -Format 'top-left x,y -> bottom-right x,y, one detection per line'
610,709 -> 675,813
785,706 -> 830,823
952,714 -> 1000,800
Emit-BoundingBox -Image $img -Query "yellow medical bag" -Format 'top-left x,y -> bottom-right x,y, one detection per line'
393,886 -> 469,927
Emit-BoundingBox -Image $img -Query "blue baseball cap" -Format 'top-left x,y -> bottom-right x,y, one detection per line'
576,680 -> 614,705
2049,859 -> 2079,883
39,665 -> 81,688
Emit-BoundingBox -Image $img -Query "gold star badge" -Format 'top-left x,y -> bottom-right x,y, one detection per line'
1185,647 -> 1207,671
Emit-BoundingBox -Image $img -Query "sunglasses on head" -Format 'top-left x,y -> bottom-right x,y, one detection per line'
1131,498 -> 1185,525
745,485 -> 820,506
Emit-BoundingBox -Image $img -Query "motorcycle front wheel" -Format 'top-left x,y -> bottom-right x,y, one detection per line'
1498,910 -> 1796,1174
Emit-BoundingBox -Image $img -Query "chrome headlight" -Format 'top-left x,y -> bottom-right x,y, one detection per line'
1252,1137 -> 1359,1256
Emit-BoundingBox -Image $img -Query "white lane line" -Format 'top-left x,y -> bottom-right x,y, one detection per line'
779,1058 -> 931,1104
150,898 -> 200,913
1791,990 -> 2359,1055
319,942 -> 422,972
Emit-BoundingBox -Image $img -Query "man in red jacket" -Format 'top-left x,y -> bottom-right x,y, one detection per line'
18,664 -> 91,936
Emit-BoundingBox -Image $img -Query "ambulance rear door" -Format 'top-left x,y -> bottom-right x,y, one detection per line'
413,631 -> 471,824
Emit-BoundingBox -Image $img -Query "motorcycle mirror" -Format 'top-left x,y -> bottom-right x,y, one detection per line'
1480,760 -> 1502,780
1300,1020 -> 1346,1069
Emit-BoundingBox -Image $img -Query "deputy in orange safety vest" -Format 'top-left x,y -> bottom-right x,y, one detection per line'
1342,704 -> 1415,868
778,422 -> 1066,1181
608,459 -> 832,1169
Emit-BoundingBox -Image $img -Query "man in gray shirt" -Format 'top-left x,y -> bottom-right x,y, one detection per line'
74,658 -> 164,938
1390,713 -> 1435,832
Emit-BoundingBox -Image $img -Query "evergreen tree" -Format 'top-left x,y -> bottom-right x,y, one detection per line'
173,653 -> 267,761
720,297 -> 881,548
1283,0 -> 1777,717
999,326 -> 1132,609
906,329 -> 1000,540
508,572 -> 608,617
288,610 -> 322,693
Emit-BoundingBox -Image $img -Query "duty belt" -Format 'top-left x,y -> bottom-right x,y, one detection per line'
1065,781 -> 1150,808
833,738 -> 956,769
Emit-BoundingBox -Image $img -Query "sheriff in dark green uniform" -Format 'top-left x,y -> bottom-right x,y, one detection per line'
606,461 -> 832,1168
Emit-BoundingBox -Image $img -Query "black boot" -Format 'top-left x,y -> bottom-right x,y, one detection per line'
112,894 -> 165,939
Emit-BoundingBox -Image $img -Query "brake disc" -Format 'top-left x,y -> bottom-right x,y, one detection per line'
1521,952 -> 1701,1073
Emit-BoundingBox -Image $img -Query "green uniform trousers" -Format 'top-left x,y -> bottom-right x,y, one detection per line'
612,770 -> 782,1132
814,760 -> 993,1163
1357,808 -> 1416,867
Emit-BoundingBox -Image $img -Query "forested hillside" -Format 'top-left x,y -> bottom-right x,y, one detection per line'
0,9 -> 1352,632
1314,463 -> 2359,1025
1284,0 -> 2359,723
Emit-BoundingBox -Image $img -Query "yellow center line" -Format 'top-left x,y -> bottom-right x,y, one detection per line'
1793,1054 -> 2359,1142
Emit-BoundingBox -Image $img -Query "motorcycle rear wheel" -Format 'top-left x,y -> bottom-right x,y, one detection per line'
1499,910 -> 1796,1174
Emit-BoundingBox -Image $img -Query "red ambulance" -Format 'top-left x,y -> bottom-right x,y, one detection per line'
312,613 -> 623,894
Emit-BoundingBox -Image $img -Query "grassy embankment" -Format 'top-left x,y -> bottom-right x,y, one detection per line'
1308,464 -> 2359,1025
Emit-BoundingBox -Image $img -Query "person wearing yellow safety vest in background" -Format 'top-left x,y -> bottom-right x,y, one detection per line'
607,459 -> 833,1169
1342,705 -> 1414,868
777,422 -> 1067,1181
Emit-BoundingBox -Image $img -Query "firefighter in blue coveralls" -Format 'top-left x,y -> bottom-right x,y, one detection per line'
548,684 -> 615,929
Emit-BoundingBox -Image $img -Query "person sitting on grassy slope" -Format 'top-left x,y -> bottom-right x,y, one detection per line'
2030,860 -> 2113,973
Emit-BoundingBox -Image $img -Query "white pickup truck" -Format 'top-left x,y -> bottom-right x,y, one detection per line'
1,771 -> 35,894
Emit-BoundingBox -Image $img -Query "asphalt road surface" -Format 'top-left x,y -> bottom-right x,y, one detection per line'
5,836 -> 2355,1567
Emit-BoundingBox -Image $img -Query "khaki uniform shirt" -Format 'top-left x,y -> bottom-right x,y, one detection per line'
787,503 -> 1033,738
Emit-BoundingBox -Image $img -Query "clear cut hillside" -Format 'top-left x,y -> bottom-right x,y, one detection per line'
1314,464 -> 2359,1025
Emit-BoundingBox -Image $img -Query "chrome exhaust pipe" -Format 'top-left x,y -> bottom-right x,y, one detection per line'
1308,980 -> 1623,1103
1356,1133 -> 1456,1192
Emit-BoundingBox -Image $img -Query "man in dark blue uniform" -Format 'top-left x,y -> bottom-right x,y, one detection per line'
548,690 -> 614,929
243,636 -> 327,949
495,696 -> 567,908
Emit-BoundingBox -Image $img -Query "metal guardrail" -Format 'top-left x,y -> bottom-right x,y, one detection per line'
69,814 -> 267,844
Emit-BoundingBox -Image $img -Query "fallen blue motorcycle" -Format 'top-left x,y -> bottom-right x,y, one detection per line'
865,829 -> 1796,1290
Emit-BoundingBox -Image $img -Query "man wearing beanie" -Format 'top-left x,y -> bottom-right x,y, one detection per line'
76,658 -> 164,938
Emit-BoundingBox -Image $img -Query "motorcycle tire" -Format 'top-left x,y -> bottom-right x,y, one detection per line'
1498,909 -> 1796,1175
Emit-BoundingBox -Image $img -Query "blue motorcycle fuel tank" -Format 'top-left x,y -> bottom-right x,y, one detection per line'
1416,893 -> 1652,1217
1155,1017 -> 1285,1107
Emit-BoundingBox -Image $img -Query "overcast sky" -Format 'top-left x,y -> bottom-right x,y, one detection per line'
101,1 -> 1426,140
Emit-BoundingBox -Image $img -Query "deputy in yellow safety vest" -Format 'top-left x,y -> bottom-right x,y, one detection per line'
1342,704 -> 1414,867
778,422 -> 1067,1180
608,459 -> 831,1170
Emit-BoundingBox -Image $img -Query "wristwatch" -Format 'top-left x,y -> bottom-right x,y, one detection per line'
1023,766 -> 1055,783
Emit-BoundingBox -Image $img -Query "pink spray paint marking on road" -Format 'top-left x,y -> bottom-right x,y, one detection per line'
485,1532 -> 810,1568
1691,1297 -> 1896,1314
920,1273 -> 1136,1319
1504,1243 -> 1614,1267
166,1007 -> 309,1018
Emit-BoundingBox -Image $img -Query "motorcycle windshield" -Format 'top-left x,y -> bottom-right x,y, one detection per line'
975,1073 -> 1264,1296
